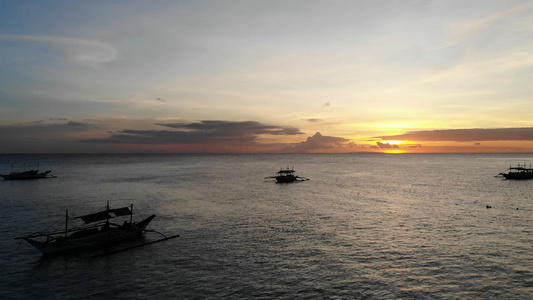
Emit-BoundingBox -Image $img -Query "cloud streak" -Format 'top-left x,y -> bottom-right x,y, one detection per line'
446,4 -> 529,47
376,128 -> 533,142
0,120 -> 97,152
0,120 -> 92,137
1,35 -> 119,66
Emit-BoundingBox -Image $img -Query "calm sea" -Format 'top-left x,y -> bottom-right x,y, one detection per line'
1,153 -> 532,299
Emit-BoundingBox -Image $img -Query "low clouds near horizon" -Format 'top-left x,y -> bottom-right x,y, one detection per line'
281,132 -> 355,153
376,128 -> 533,142
0,119 -> 360,153
4,119 -> 533,153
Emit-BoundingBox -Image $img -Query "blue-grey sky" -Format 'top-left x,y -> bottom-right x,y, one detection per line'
1,0 -> 533,153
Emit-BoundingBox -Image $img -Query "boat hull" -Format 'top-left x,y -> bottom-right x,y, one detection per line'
275,175 -> 297,183
1,170 -> 53,180
25,215 -> 156,255
500,173 -> 533,180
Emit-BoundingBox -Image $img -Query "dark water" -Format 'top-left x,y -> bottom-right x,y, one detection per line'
1,153 -> 532,299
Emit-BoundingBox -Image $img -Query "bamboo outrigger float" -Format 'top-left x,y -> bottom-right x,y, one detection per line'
15,202 -> 159,255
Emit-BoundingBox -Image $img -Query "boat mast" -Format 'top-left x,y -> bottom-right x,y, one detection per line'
107,201 -> 110,223
65,209 -> 68,238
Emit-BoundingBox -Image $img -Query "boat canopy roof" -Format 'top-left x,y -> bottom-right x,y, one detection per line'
110,207 -> 133,217
509,167 -> 533,171
277,169 -> 295,174
76,207 -> 132,223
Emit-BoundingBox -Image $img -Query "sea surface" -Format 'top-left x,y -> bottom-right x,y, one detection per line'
1,153 -> 532,299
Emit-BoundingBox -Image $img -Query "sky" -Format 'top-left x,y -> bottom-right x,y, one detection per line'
1,0 -> 533,153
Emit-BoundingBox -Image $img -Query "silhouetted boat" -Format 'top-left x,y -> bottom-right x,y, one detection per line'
15,202 -> 156,255
1,163 -> 55,180
498,163 -> 533,180
266,167 -> 309,183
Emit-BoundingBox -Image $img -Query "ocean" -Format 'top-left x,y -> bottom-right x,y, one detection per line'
1,153 -> 532,299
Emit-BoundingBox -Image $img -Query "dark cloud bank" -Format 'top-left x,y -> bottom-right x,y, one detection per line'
0,119 -> 351,153
376,128 -> 533,142
85,120 -> 304,145
84,120 -> 356,153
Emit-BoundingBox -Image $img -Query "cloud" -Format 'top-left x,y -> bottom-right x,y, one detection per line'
446,4 -> 529,47
423,4 -> 533,85
0,120 -> 92,134
376,128 -> 533,142
281,132 -> 355,153
1,35 -> 119,66
84,120 -> 304,144
0,120 -> 109,153
304,118 -> 323,123
375,142 -> 399,149
158,121 -> 303,135
66,121 -> 90,127
0,120 -> 94,146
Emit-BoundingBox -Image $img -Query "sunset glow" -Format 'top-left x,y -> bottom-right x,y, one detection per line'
384,150 -> 406,154
1,1 -> 533,153
381,141 -> 406,146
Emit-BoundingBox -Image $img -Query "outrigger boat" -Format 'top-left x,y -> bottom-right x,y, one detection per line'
1,163 -> 55,180
266,167 -> 309,183
498,163 -> 533,180
15,202 -> 156,255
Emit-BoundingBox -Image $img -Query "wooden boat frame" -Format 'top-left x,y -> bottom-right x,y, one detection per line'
498,163 -> 533,180
1,162 -> 55,180
266,167 -> 309,183
16,202 -> 157,255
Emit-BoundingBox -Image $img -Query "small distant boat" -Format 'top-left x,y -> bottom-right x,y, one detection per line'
0,163 -> 55,180
498,163 -> 533,180
266,167 -> 309,183
15,202 -> 156,255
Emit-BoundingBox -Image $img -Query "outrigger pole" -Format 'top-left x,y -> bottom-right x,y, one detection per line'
92,233 -> 180,257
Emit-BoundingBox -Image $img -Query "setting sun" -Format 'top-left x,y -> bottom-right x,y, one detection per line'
384,149 -> 406,154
